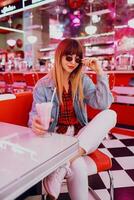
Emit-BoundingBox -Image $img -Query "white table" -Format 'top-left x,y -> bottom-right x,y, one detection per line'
0,122 -> 79,200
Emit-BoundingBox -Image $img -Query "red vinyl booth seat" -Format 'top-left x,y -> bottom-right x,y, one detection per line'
0,92 -> 33,127
87,103 -> 134,129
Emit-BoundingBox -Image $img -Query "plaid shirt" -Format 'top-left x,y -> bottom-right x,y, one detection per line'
57,83 -> 83,135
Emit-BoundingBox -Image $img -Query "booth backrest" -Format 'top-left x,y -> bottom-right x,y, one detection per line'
0,91 -> 133,131
0,92 -> 33,127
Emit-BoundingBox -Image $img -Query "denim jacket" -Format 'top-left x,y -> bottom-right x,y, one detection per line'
28,72 -> 113,132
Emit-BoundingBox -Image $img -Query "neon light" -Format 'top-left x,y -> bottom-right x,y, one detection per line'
73,31 -> 115,40
1,5 -> 16,14
0,0 -> 56,18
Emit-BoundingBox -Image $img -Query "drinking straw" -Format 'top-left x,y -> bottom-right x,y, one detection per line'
51,87 -> 56,103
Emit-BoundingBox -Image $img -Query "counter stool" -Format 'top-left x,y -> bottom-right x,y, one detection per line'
12,72 -> 27,93
86,149 -> 113,200
3,72 -> 27,93
0,73 -> 6,93
24,73 -> 39,91
3,72 -> 14,93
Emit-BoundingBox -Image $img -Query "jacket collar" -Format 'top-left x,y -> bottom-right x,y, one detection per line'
42,72 -> 55,88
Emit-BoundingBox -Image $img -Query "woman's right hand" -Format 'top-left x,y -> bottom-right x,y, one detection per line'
32,115 -> 46,136
82,57 -> 104,75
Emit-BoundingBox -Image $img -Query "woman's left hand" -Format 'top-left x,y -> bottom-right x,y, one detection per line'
82,57 -> 104,75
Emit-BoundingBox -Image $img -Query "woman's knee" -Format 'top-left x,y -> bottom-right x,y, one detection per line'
105,109 -> 117,126
99,109 -> 117,127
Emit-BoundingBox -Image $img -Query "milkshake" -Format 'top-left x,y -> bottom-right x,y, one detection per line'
36,102 -> 53,130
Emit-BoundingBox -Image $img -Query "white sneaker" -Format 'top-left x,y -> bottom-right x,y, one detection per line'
43,167 -> 67,199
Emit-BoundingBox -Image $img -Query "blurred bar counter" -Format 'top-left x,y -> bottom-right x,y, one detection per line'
0,70 -> 133,129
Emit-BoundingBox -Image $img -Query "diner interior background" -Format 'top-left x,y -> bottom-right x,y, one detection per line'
0,2 -> 134,200
0,0 -> 134,70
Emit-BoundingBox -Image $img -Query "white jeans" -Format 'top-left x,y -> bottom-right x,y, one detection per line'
66,109 -> 117,200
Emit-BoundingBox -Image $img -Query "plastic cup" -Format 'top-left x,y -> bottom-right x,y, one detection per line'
36,102 -> 53,130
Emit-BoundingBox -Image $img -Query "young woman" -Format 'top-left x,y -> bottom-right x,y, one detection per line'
29,38 -> 117,200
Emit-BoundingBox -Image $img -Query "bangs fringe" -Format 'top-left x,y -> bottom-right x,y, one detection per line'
62,44 -> 82,58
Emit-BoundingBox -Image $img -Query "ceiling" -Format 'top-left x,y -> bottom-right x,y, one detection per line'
0,0 -> 133,37
39,0 -> 115,37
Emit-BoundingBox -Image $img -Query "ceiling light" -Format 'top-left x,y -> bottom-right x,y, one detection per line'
92,15 -> 100,23
85,2 -> 97,35
27,35 -> 37,44
73,10 -> 80,15
72,17 -> 81,27
128,18 -> 134,28
70,12 -> 81,27
8,17 -> 12,27
6,39 -> 16,47
55,6 -> 60,14
62,8 -> 68,15
49,24 -> 63,39
85,25 -> 97,35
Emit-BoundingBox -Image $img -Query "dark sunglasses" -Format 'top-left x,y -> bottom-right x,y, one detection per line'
65,55 -> 82,64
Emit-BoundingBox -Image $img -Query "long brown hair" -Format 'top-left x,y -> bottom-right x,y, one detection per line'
52,38 -> 84,105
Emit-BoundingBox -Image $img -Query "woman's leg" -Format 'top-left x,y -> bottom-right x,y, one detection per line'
66,109 -> 116,200
67,157 -> 89,200
77,109 -> 117,154
44,110 -> 116,200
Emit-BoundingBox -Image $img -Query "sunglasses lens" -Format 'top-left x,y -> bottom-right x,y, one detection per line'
65,55 -> 81,64
66,55 -> 72,62
75,58 -> 81,64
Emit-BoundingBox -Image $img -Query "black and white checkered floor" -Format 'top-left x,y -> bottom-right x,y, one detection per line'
25,128 -> 134,200
57,129 -> 134,200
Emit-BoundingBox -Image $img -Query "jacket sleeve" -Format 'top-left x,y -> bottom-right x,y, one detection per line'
83,74 -> 114,109
28,80 -> 47,127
